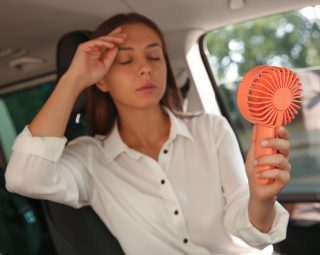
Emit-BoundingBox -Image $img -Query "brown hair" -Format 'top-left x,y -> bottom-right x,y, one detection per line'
86,13 -> 184,135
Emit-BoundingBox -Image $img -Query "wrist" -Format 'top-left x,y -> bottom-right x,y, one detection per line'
59,72 -> 86,95
248,196 -> 276,233
249,194 -> 277,206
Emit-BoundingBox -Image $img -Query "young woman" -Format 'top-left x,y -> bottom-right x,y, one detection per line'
5,13 -> 291,255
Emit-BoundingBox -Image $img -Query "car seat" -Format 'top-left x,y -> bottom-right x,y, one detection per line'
42,31 -> 125,255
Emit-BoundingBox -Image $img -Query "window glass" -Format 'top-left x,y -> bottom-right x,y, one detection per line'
203,5 -> 320,200
0,81 -> 57,255
0,82 -> 54,162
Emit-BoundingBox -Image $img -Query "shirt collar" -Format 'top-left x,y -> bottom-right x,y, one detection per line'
162,107 -> 193,142
100,123 -> 140,164
101,107 -> 193,163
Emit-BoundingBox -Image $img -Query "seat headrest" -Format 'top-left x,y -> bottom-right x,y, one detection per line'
56,31 -> 92,140
56,31 -> 91,80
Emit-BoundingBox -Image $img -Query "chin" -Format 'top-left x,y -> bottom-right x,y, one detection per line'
129,99 -> 163,111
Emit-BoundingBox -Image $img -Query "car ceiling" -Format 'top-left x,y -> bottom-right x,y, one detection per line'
0,0 -> 319,90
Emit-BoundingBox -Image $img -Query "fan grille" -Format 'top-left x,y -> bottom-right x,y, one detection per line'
247,67 -> 302,126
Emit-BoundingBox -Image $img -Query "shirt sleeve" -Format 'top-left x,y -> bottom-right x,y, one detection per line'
213,115 -> 289,249
5,126 -> 91,208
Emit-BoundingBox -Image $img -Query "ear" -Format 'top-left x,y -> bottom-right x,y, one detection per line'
96,79 -> 109,93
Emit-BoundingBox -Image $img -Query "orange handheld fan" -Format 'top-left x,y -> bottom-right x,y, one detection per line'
237,65 -> 302,185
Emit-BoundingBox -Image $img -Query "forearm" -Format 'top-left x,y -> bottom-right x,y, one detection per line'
6,150 -> 59,196
5,125 -> 89,208
29,73 -> 83,137
6,149 -> 88,208
248,195 -> 277,233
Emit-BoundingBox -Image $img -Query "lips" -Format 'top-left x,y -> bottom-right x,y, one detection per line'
136,82 -> 157,91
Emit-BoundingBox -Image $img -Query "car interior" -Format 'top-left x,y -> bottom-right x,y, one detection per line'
1,0 -> 320,254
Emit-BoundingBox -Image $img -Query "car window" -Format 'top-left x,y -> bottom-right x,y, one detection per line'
203,4 -> 320,201
0,80 -> 57,255
0,82 -> 55,162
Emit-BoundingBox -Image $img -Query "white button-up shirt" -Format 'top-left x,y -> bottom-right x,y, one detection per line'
5,109 -> 289,255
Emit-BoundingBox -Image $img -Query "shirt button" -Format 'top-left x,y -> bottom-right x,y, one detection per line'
163,149 -> 168,154
174,210 -> 179,215
183,238 -> 188,244
161,179 -> 166,185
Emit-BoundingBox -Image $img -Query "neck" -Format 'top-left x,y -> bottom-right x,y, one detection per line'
116,105 -> 170,149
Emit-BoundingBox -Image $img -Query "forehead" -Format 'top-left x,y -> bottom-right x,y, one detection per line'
121,23 -> 163,47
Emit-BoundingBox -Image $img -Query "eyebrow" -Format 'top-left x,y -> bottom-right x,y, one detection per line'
118,43 -> 162,51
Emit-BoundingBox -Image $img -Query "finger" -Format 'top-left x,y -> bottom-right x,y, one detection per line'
260,138 -> 290,158
252,124 -> 257,142
105,31 -> 127,41
246,125 -> 257,173
248,125 -> 257,154
97,35 -> 126,45
256,154 -> 291,171
79,40 -> 114,54
101,47 -> 118,67
276,126 -> 289,140
82,35 -> 126,56
109,26 -> 122,35
89,40 -> 115,50
100,33 -> 127,40
257,169 -> 290,185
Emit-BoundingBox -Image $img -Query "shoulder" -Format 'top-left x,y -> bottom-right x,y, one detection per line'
176,111 -> 236,147
181,111 -> 230,132
65,135 -> 104,154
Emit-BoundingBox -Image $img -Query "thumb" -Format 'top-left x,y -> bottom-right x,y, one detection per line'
247,124 -> 256,159
245,125 -> 257,176
101,47 -> 118,69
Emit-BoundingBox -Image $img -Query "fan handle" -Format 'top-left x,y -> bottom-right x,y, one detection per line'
255,124 -> 277,185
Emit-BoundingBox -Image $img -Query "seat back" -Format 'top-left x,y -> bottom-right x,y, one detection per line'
42,31 -> 124,255
0,168 -> 47,255
43,202 -> 124,255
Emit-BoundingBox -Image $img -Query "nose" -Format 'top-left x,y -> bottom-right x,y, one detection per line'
139,59 -> 152,77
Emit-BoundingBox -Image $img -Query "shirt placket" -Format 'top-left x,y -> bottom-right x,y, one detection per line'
153,140 -> 191,245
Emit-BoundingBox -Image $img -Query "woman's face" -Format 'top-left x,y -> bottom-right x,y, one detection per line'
100,23 -> 167,111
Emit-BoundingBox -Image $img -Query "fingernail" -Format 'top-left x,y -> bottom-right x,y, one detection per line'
278,126 -> 286,134
260,140 -> 268,147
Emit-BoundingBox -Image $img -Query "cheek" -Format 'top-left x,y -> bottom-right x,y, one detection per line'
155,62 -> 167,83
104,69 -> 132,89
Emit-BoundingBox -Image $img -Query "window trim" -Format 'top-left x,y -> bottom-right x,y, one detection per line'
198,34 -> 245,157
0,145 -> 5,170
0,72 -> 56,96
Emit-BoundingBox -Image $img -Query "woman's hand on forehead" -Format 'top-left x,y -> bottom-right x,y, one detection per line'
64,27 -> 127,90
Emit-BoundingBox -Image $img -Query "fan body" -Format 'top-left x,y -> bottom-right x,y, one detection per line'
237,65 -> 302,184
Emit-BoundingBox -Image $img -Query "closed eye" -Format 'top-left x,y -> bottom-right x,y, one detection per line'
118,59 -> 132,65
148,56 -> 160,61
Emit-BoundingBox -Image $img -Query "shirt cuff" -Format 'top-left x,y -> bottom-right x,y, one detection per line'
239,201 -> 289,249
12,126 -> 68,163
